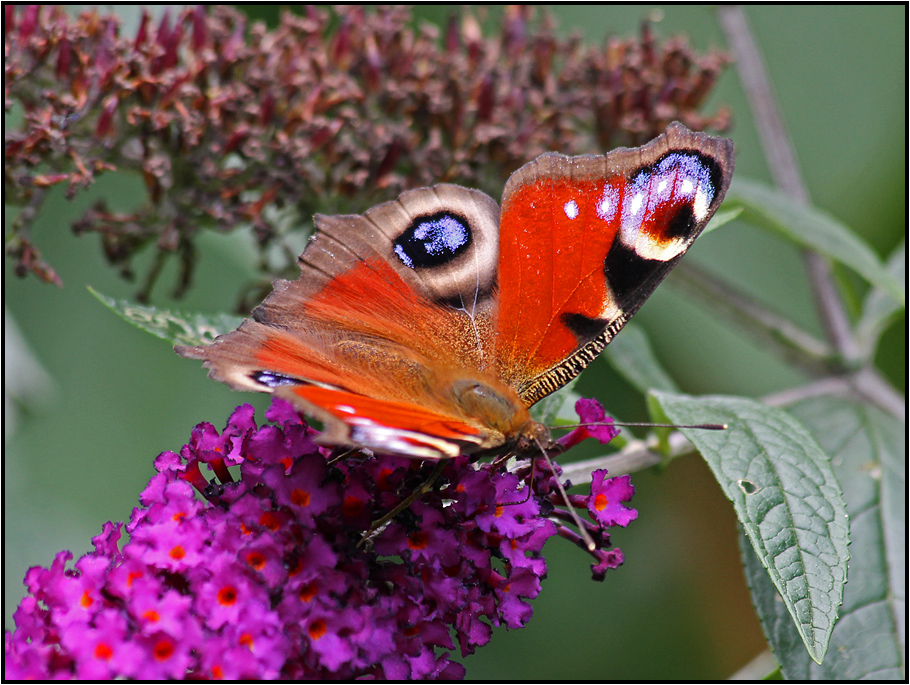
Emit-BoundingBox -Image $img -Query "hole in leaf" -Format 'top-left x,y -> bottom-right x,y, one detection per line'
737,478 -> 759,495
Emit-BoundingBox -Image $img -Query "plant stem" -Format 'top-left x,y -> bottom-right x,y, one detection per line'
560,369 -> 905,487
717,6 -> 858,361
557,437 -> 672,486
672,262 -> 834,377
718,6 -> 904,421
729,650 -> 780,680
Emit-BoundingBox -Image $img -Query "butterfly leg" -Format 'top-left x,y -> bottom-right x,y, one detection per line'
499,439 -> 598,552
326,446 -> 361,466
498,455 -> 535,506
537,447 -> 597,552
357,459 -> 447,548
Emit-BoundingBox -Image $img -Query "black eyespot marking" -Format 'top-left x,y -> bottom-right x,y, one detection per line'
251,371 -> 302,388
393,212 -> 472,269
561,312 -> 608,345
604,240 -> 666,308
698,152 -> 726,201
665,205 -> 697,241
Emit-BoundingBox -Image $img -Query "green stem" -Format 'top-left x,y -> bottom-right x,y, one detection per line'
717,7 -> 904,422
717,6 -> 858,361
672,262 -> 835,376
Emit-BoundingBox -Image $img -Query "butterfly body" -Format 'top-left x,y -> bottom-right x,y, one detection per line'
178,123 -> 734,459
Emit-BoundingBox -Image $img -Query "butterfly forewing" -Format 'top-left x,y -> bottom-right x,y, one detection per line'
494,122 -> 734,405
178,182 -> 514,458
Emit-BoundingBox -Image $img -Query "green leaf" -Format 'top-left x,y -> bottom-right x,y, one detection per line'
604,323 -> 678,394
649,391 -> 850,664
726,179 -> 904,305
742,395 -> 905,679
89,287 -> 243,347
856,241 -> 906,359
702,206 -> 743,234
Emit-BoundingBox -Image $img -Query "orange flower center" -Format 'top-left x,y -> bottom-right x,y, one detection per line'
299,580 -> 318,603
308,619 -> 327,640
246,551 -> 266,570
153,638 -> 174,661
94,642 -> 113,660
408,531 -> 428,549
217,586 -> 238,606
291,489 -> 311,507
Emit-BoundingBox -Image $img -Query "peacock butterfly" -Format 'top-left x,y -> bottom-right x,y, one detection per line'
177,122 -> 734,460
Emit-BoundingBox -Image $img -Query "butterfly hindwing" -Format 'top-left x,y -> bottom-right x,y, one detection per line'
177,183 -> 522,458
273,384 -> 496,459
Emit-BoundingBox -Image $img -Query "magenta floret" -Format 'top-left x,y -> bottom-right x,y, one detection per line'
5,398 -> 632,679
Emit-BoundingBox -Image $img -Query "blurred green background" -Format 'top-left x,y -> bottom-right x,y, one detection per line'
4,5 -> 905,679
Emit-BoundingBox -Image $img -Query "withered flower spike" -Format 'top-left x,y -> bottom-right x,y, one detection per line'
5,5 -> 728,299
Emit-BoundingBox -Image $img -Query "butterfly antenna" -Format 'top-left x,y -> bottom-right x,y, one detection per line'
533,437 -> 597,552
554,421 -> 728,431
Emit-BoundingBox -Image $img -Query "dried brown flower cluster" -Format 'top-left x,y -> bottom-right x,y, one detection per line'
5,5 -> 729,301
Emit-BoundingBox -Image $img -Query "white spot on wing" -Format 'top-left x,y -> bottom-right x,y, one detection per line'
564,200 -> 579,219
630,193 -> 644,216
597,184 -> 618,221
693,188 -> 709,221
350,424 -> 465,459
